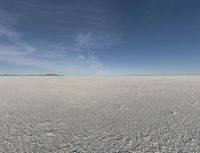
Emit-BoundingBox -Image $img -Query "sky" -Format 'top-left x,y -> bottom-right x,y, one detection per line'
0,0 -> 200,75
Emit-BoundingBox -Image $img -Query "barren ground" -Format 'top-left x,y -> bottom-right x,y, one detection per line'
0,76 -> 200,152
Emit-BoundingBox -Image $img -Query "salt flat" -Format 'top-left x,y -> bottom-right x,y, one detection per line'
0,76 -> 200,152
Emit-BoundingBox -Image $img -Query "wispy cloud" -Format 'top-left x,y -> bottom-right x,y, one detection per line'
76,32 -> 92,49
0,0 -> 120,75
0,10 -> 108,74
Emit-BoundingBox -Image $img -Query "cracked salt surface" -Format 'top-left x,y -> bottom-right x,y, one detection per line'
0,76 -> 200,152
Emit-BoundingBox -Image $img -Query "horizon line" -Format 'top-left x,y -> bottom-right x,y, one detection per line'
0,74 -> 200,76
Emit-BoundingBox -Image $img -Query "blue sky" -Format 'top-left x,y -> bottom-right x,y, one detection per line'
0,0 -> 200,75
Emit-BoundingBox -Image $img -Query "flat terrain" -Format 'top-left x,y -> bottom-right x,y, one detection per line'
0,76 -> 200,153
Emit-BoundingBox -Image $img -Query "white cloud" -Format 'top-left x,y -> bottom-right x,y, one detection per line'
0,24 -> 106,74
76,32 -> 92,49
0,9 -> 110,75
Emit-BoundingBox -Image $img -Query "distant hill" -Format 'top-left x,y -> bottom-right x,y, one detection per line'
44,74 -> 63,76
28,74 -> 63,76
0,74 -> 64,76
0,74 -> 21,76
